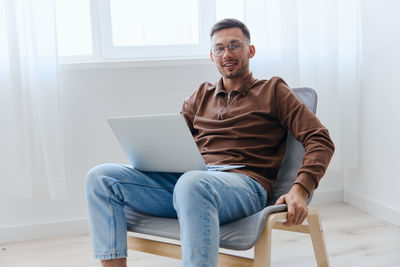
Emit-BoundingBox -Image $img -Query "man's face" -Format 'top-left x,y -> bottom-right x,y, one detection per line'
210,27 -> 255,80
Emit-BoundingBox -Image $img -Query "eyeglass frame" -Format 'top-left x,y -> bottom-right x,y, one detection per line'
210,39 -> 250,57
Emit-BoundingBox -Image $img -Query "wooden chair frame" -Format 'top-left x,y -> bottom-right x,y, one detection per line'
127,207 -> 329,267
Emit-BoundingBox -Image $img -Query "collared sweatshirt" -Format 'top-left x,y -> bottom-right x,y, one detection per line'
181,73 -> 334,197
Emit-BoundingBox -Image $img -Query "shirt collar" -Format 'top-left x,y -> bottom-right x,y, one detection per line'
215,72 -> 256,97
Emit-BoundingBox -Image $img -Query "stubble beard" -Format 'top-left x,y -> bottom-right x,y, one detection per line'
218,60 -> 250,79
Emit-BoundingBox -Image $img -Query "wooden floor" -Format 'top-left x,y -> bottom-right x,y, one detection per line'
1,202 -> 399,267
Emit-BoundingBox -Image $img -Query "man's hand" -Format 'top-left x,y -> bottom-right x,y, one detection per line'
274,184 -> 309,226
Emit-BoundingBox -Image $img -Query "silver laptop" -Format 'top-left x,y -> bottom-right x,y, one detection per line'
107,113 -> 245,173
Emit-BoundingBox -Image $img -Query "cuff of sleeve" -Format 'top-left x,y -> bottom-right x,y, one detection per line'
294,173 -> 317,197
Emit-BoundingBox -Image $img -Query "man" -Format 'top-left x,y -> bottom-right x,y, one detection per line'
85,19 -> 334,267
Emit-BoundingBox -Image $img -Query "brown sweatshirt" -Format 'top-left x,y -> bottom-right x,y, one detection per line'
181,73 -> 334,197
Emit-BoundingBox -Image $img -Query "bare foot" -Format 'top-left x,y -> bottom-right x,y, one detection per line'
101,258 -> 127,267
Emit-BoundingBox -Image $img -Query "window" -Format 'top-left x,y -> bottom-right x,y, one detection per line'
110,0 -> 199,46
55,0 -> 244,61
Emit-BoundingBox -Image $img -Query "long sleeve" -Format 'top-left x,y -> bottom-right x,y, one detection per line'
274,79 -> 335,195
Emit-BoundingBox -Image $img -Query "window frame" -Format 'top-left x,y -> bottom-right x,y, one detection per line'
58,0 -> 216,63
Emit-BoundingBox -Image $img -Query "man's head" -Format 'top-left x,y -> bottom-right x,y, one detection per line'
209,19 -> 255,81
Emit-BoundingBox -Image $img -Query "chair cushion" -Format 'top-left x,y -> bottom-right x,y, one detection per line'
125,204 -> 287,250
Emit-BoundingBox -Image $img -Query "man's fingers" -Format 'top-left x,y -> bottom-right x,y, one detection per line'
286,203 -> 308,225
292,208 -> 302,225
275,195 -> 285,205
293,207 -> 308,225
274,194 -> 308,225
300,208 -> 309,224
285,203 -> 295,225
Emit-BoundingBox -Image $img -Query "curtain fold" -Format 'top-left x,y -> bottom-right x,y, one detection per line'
245,0 -> 361,169
0,0 -> 66,200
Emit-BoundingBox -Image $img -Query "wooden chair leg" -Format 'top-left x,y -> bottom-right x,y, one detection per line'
253,219 -> 272,267
307,208 -> 330,267
254,212 -> 288,267
254,209 -> 329,267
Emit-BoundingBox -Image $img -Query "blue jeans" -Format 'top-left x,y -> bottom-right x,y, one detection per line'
85,163 -> 268,267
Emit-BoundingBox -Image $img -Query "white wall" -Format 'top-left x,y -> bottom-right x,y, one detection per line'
343,0 -> 400,226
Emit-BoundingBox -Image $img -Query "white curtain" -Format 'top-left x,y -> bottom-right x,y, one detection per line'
0,0 -> 66,200
243,0 -> 361,169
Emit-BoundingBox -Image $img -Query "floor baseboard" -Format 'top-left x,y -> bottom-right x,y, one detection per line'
0,217 -> 89,244
344,190 -> 400,227
311,189 -> 343,205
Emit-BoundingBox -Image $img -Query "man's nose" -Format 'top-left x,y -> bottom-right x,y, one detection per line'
222,47 -> 234,58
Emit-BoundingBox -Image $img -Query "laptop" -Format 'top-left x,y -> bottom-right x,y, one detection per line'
107,113 -> 245,173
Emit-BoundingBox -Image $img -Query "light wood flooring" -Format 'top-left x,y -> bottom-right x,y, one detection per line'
1,202 -> 399,267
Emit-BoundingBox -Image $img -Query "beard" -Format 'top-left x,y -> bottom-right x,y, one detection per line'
217,59 -> 250,79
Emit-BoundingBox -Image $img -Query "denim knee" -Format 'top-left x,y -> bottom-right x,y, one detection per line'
173,170 -> 220,210
85,164 -> 111,190
85,163 -> 127,198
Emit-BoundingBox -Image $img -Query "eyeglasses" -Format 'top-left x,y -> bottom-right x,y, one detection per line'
211,40 -> 246,57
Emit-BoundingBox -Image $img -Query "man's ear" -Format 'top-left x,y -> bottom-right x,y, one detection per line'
210,51 -> 215,63
248,45 -> 256,58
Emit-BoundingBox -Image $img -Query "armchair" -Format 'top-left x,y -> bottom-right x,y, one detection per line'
124,87 -> 330,267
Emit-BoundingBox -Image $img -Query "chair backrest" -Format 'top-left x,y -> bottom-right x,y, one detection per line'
267,87 -> 317,205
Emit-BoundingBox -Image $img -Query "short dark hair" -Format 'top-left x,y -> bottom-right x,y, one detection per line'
209,18 -> 251,41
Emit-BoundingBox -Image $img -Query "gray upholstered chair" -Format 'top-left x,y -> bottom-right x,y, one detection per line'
124,88 -> 330,267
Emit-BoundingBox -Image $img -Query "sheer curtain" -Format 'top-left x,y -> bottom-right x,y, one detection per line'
0,0 -> 66,200
244,0 -> 361,169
